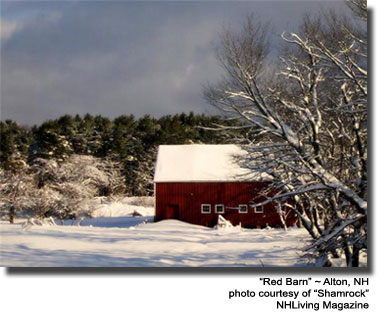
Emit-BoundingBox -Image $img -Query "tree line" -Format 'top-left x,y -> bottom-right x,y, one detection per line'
1,112 -> 241,196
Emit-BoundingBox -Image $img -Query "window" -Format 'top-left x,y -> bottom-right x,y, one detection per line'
215,204 -> 225,214
239,204 -> 248,213
201,204 -> 211,214
255,205 -> 264,213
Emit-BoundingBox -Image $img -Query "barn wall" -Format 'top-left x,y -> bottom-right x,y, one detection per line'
155,182 -> 297,228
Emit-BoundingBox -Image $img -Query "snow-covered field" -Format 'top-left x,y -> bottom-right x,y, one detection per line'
0,198 -> 313,267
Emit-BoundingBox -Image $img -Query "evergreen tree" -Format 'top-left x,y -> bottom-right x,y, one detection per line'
29,120 -> 73,162
0,120 -> 32,172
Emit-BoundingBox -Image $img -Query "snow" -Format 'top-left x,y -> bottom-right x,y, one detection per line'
0,221 -> 311,267
0,198 -> 312,267
154,144 -> 268,182
214,215 -> 234,229
90,197 -> 154,218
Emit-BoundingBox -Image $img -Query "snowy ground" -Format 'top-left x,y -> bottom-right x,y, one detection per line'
0,198 -> 313,267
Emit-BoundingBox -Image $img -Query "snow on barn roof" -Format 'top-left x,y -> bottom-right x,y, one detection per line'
154,144 -> 269,182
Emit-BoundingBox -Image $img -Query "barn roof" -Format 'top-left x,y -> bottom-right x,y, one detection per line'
154,144 -> 270,183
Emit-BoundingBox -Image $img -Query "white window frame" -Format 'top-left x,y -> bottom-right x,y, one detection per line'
239,204 -> 248,214
215,204 -> 225,214
254,205 -> 264,213
201,204 -> 211,214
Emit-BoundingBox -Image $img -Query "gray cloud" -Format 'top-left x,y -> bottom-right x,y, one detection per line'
1,1 -> 347,125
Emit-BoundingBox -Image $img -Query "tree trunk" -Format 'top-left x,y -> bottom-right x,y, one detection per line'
9,206 -> 15,224
352,244 -> 360,267
296,210 -> 318,239
313,207 -> 323,236
344,245 -> 352,267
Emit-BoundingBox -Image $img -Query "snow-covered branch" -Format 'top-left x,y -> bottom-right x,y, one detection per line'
204,8 -> 367,266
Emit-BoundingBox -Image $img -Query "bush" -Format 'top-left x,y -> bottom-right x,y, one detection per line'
0,155 -> 126,221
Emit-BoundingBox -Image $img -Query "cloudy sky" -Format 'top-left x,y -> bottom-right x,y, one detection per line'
1,0 -> 347,126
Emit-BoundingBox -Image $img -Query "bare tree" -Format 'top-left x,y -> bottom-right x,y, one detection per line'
0,167 -> 35,223
0,155 -> 126,222
204,3 -> 367,266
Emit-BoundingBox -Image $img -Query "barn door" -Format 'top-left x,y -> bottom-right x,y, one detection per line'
165,204 -> 179,219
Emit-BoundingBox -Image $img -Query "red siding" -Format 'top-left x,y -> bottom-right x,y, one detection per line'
155,182 -> 297,228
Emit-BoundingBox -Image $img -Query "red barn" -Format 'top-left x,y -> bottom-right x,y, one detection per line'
154,145 -> 297,228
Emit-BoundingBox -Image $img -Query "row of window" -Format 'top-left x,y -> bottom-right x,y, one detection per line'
201,204 -> 263,214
